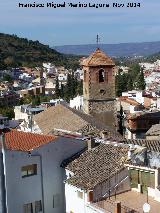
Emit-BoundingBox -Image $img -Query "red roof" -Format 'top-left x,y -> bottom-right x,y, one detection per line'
118,97 -> 140,106
1,130 -> 57,152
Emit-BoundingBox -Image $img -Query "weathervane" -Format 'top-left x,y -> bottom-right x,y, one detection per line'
96,34 -> 100,48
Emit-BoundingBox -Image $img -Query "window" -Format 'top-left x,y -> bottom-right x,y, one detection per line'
77,191 -> 83,199
21,164 -> 37,178
129,169 -> 139,188
35,200 -> 42,213
53,194 -> 60,208
129,168 -> 155,190
98,69 -> 105,83
23,203 -> 33,213
149,172 -> 155,188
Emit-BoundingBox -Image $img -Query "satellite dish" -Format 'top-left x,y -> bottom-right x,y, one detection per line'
143,203 -> 150,213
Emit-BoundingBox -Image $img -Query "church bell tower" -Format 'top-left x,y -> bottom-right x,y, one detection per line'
81,48 -> 116,127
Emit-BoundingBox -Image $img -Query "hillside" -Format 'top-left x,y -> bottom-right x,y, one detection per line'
146,52 -> 160,62
0,33 -> 80,70
55,42 -> 160,57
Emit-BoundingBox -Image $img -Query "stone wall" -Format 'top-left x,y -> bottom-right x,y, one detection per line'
89,100 -> 117,127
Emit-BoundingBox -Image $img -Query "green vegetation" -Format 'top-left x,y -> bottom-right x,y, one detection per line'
118,105 -> 124,136
0,107 -> 14,119
20,95 -> 53,106
2,74 -> 13,82
20,74 -> 83,105
0,33 -> 80,70
54,73 -> 83,102
146,52 -> 160,62
116,63 -> 146,96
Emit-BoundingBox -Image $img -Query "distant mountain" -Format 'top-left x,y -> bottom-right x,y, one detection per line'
54,42 -> 160,57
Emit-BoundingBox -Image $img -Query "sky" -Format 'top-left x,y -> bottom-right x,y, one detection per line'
0,0 -> 160,46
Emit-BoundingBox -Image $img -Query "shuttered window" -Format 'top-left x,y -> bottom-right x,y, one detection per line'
129,169 -> 139,188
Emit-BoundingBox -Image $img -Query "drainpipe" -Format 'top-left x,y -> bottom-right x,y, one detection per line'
0,133 -> 7,213
29,152 -> 45,213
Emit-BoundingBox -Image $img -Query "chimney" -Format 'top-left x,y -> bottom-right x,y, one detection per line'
114,201 -> 121,213
87,137 -> 95,151
101,130 -> 109,139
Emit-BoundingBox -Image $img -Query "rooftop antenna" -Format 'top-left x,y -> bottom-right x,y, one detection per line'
96,34 -> 100,48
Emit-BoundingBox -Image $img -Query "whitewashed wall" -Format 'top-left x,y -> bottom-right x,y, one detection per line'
3,136 -> 86,213
65,183 -> 87,213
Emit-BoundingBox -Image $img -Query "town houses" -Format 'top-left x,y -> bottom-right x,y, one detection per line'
1,47 -> 160,213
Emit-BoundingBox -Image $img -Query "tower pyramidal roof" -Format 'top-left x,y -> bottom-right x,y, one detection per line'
81,48 -> 115,67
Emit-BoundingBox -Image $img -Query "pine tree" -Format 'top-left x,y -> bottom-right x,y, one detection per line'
118,105 -> 124,136
55,77 -> 60,98
76,80 -> 83,95
32,95 -> 40,106
134,70 -> 146,90
64,74 -> 72,101
116,72 -> 128,96
127,76 -> 133,91
60,83 -> 64,98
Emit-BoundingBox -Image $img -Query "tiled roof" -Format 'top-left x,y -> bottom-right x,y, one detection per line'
123,139 -> 160,152
33,103 -> 121,139
1,129 -> 57,151
146,124 -> 160,136
118,97 -> 140,106
81,48 -> 115,67
64,143 -> 128,190
127,111 -> 160,120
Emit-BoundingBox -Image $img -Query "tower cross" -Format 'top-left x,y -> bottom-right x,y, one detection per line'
96,34 -> 100,48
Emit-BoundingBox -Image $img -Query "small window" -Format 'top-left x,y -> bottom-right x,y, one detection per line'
35,200 -> 42,213
23,203 -> 33,213
77,191 -> 83,199
21,164 -> 37,178
99,69 -> 105,83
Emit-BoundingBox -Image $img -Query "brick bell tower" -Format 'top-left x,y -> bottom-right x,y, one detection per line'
81,48 -> 116,128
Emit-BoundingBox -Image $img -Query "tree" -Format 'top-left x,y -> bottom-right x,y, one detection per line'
127,75 -> 133,91
134,70 -> 146,90
118,105 -> 124,136
22,94 -> 33,104
64,73 -> 74,101
32,96 -> 40,106
76,80 -> 83,95
55,77 -> 60,98
116,72 -> 128,97
129,64 -> 141,83
60,83 -> 64,98
4,56 -> 14,66
0,107 -> 15,119
2,74 -> 13,82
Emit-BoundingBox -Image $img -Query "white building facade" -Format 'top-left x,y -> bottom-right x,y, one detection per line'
0,131 -> 86,213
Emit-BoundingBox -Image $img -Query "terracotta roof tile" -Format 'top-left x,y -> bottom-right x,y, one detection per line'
1,129 -> 57,151
33,103 -> 121,139
118,97 -> 140,106
123,139 -> 160,152
64,143 -> 128,190
81,48 -> 115,67
146,124 -> 160,136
